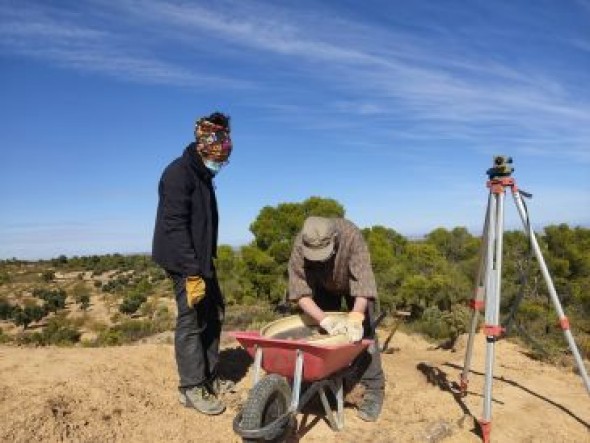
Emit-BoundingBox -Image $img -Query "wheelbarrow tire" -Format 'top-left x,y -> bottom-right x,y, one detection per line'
240,374 -> 293,443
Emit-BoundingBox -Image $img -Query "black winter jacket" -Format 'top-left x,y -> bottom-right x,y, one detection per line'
152,143 -> 219,277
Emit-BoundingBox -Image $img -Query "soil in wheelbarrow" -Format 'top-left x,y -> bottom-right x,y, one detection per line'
1,331 -> 588,442
270,326 -> 325,341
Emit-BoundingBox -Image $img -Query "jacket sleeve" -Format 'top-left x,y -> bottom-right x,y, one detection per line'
160,170 -> 201,276
288,234 -> 313,300
349,229 -> 378,299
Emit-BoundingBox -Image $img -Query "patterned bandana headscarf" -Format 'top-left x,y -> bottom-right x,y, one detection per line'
195,118 -> 233,163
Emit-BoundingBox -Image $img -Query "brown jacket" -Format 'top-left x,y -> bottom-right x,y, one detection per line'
288,218 -> 378,300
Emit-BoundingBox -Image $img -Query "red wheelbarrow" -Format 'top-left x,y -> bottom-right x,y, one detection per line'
231,313 -> 383,442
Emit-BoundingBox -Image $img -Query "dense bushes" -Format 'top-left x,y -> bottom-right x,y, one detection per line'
1,295 -> 50,330
14,315 -> 81,346
92,313 -> 174,346
214,198 -> 590,354
1,198 -> 589,355
72,283 -> 91,310
47,253 -> 153,274
32,288 -> 67,313
119,278 -> 152,315
119,294 -> 147,315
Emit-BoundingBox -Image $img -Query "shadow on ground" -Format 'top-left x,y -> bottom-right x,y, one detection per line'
443,362 -> 590,430
417,362 -> 481,440
217,346 -> 252,384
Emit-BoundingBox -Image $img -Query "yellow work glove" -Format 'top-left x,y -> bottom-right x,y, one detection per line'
186,276 -> 206,307
346,312 -> 365,342
319,315 -> 347,336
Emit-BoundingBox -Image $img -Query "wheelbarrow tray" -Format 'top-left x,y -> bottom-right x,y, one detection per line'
230,331 -> 370,381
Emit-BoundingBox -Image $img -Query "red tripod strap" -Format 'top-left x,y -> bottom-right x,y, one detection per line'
483,324 -> 505,337
469,299 -> 485,311
559,317 -> 570,330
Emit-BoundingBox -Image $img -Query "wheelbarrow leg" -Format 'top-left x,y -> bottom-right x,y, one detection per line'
253,344 -> 263,385
336,379 -> 344,430
290,349 -> 304,412
319,378 -> 344,431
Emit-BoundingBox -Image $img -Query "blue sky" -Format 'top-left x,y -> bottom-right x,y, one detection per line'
1,0 -> 589,260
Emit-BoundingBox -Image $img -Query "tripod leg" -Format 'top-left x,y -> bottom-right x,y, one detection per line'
460,192 -> 492,394
480,190 -> 506,443
512,190 -> 590,394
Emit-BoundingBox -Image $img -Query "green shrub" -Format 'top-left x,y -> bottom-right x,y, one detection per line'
79,294 -> 90,310
119,294 -> 146,315
15,331 -> 45,346
11,306 -> 32,329
14,314 -> 81,346
96,329 -> 125,346
41,270 -> 55,282
519,300 -> 546,322
0,328 -> 11,344
115,319 -> 156,341
71,283 -> 91,310
441,304 -> 473,341
72,282 -> 89,301
149,268 -> 166,282
93,316 -> 174,347
414,306 -> 451,339
41,315 -> 81,345
576,335 -> 590,359
33,288 -> 67,313
0,272 -> 11,285
0,297 -> 14,320
24,305 -> 47,324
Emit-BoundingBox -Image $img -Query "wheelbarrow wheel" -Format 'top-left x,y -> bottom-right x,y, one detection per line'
240,374 -> 293,443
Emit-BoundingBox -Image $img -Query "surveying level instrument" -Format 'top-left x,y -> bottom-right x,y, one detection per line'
486,155 -> 514,179
459,156 -> 590,443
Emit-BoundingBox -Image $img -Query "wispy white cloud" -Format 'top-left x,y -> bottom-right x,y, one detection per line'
0,3 -> 248,88
101,0 -> 371,63
103,0 -> 590,161
2,1 -> 589,163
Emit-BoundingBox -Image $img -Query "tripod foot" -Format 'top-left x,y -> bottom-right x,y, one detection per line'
478,419 -> 491,443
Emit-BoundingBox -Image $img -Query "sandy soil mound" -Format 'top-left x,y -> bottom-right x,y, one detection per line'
0,331 -> 588,442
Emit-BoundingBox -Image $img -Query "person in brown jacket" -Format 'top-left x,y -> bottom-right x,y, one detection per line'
288,216 -> 385,421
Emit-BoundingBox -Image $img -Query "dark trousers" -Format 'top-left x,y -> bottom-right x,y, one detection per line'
169,272 -> 225,390
313,290 -> 385,391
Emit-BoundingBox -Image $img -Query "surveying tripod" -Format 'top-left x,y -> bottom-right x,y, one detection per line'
458,156 -> 590,443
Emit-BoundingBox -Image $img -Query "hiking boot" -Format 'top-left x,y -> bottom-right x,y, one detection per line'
179,386 -> 225,415
357,389 -> 384,422
208,377 -> 237,396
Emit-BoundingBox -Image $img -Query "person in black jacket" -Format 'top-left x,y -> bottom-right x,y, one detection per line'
152,112 -> 233,415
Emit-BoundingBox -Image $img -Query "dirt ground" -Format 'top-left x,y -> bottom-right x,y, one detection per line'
0,331 -> 588,443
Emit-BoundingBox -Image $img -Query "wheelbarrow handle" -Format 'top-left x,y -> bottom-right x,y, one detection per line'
380,310 -> 411,353
370,310 -> 387,335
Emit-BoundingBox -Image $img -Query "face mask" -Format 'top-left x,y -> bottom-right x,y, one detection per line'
204,159 -> 224,175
